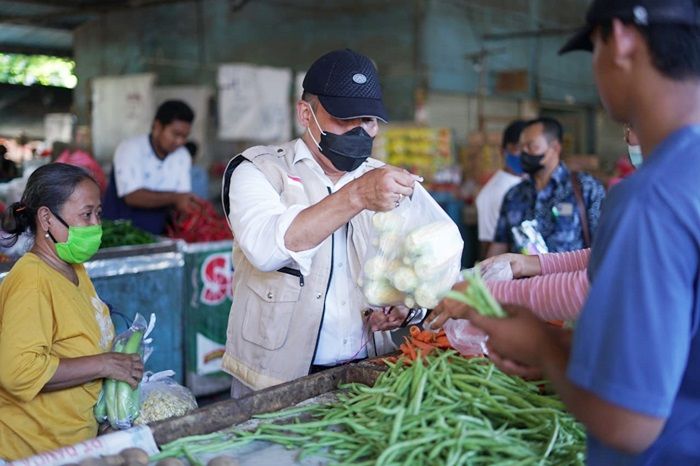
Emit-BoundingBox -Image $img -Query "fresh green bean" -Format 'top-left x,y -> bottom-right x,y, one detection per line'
152,350 -> 585,465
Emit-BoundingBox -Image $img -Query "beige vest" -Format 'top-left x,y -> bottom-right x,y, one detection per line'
221,140 -> 395,390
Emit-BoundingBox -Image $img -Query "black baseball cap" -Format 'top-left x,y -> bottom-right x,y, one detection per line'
560,0 -> 700,54
302,49 -> 389,122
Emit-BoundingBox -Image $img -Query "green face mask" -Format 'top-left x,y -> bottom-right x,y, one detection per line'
48,211 -> 102,264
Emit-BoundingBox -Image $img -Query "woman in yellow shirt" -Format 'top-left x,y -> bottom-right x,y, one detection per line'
0,163 -> 144,460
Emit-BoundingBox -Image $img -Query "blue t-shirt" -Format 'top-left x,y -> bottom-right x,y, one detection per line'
494,163 -> 606,253
569,126 -> 700,465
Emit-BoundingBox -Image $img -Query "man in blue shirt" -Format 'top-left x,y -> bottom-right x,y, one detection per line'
434,0 -> 700,463
489,117 -> 605,257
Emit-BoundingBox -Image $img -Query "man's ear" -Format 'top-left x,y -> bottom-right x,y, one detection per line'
550,139 -> 563,157
152,120 -> 163,136
296,100 -> 312,129
611,18 -> 640,71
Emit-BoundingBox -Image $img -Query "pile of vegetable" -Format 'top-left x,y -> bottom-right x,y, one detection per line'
390,325 -> 453,362
363,211 -> 462,309
152,350 -> 585,465
75,447 -> 152,466
100,220 -> 155,249
166,200 -> 232,243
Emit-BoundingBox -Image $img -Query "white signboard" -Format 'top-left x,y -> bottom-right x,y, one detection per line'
217,64 -> 291,142
91,73 -> 155,162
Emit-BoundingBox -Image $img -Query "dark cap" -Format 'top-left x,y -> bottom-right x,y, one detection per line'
302,49 -> 389,122
560,0 -> 700,54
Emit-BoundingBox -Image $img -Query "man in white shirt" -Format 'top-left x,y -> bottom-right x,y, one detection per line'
475,120 -> 526,256
222,49 -> 458,397
102,100 -> 202,234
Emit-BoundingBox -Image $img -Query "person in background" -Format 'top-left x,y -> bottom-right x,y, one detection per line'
488,117 -> 606,257
55,146 -> 108,195
185,141 -> 210,200
433,0 -> 700,463
475,120 -> 526,258
0,164 -> 143,460
221,49 -> 455,397
608,124 -> 641,188
102,100 -> 202,234
448,124 -> 647,323
0,144 -> 18,182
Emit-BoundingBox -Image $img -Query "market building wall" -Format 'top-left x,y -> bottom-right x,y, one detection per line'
73,0 -> 419,129
73,0 -> 621,165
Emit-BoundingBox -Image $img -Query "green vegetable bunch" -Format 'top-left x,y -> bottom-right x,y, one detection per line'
100,220 -> 155,249
446,267 -> 507,318
95,313 -> 153,429
153,351 -> 585,465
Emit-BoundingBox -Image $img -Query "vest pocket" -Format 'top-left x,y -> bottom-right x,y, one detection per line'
241,272 -> 302,351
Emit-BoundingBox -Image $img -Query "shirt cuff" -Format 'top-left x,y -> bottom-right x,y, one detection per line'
275,204 -> 322,277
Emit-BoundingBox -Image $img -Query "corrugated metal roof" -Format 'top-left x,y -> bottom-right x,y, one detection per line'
0,0 -> 189,56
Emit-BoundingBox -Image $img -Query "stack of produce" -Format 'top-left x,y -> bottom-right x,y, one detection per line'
166,200 -> 232,243
95,317 -> 148,430
100,220 -> 155,249
152,351 -> 586,465
363,211 -> 462,309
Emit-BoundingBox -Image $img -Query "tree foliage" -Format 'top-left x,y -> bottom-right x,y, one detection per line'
0,53 -> 77,88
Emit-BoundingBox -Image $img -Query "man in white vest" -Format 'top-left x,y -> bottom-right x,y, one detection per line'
221,49 -> 458,397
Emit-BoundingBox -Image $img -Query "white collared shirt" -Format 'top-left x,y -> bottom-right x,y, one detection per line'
113,134 -> 191,197
227,139 -> 367,365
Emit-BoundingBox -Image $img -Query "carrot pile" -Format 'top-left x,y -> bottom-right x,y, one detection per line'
394,325 -> 453,361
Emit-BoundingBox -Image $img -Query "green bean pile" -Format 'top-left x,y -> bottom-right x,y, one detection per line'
153,351 -> 586,465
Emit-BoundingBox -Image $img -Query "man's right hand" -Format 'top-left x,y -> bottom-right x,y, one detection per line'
353,166 -> 419,211
102,353 -> 144,389
174,192 -> 201,213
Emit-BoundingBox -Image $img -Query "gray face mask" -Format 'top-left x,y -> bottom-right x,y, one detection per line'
306,104 -> 374,172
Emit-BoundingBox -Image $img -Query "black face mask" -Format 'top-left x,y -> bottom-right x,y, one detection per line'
520,151 -> 546,175
319,126 -> 374,172
308,105 -> 374,172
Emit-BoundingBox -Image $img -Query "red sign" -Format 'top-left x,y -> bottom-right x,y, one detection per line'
199,253 -> 233,305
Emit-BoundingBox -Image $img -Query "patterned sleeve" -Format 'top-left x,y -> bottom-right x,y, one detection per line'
489,269 -> 588,321
583,174 -> 606,240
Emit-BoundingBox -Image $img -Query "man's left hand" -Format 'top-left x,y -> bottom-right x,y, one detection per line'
367,306 -> 408,331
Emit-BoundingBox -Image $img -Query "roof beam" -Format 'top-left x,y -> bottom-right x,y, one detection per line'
0,0 -> 194,28
0,41 -> 72,57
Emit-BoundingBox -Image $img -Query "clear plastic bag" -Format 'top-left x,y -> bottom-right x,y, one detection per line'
443,318 -> 488,357
511,219 -> 548,255
362,193 -> 463,309
95,313 -> 155,429
133,370 -> 198,425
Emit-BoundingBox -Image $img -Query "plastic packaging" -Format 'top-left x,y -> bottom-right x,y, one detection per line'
443,318 -> 488,357
511,219 -> 548,255
95,313 -> 155,429
8,426 -> 158,466
134,370 -> 198,425
463,260 -> 513,284
362,194 -> 463,310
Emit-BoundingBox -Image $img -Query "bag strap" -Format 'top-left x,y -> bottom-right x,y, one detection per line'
570,171 -> 591,248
